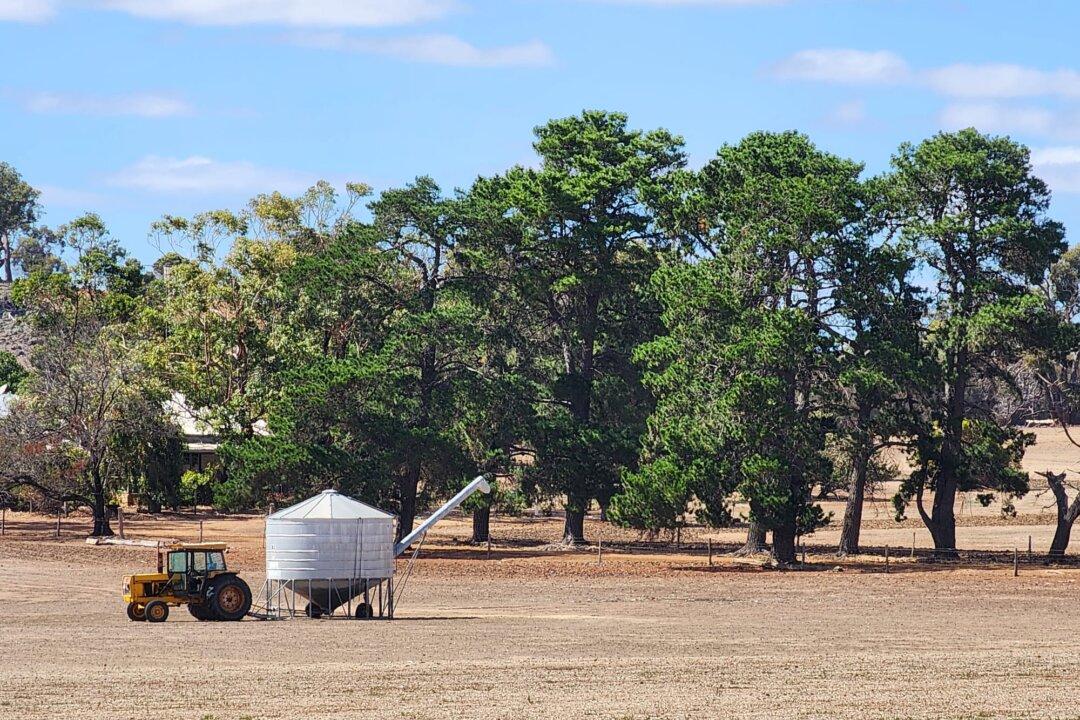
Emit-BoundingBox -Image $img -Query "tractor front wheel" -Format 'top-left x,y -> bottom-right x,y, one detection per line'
126,602 -> 146,622
206,575 -> 252,621
145,600 -> 169,623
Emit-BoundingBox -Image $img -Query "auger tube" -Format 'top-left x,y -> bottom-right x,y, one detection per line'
394,475 -> 491,557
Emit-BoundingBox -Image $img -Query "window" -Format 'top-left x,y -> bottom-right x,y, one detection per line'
206,551 -> 226,571
192,553 -> 206,572
167,552 -> 188,574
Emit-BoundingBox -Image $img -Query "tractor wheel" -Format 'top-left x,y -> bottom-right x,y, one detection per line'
354,603 -> 373,619
206,575 -> 251,621
304,603 -> 323,619
145,600 -> 169,623
188,603 -> 213,621
126,602 -> 146,622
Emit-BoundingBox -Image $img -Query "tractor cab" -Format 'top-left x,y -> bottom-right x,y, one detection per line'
123,542 -> 251,623
161,543 -> 229,595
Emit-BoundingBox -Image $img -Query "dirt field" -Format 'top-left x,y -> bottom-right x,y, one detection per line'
2,427 -> 1080,720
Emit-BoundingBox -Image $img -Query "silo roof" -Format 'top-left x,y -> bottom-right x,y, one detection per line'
268,489 -> 395,520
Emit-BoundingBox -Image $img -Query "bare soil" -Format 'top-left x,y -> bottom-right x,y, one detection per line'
2,427 -> 1080,719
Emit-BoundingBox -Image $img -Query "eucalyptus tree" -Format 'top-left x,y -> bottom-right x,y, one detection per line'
0,162 -> 40,283
0,215 -> 156,534
144,185 -> 359,508
886,129 -> 1065,554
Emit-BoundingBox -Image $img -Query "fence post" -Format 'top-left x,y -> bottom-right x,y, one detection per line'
597,536 -> 603,565
1014,547 -> 1019,577
884,545 -> 890,574
487,536 -> 491,560
55,509 -> 60,538
199,520 -> 204,542
911,532 -> 916,559
118,506 -> 125,539
1,507 -> 5,536
1028,535 -> 1032,561
707,538 -> 713,567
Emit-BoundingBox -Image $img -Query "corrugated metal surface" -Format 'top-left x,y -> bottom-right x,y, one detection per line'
265,490 -> 395,581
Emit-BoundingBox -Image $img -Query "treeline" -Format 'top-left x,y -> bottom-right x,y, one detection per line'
2,111 -> 1080,562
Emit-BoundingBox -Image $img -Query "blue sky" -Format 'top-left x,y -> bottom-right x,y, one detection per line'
4,0 -> 1080,263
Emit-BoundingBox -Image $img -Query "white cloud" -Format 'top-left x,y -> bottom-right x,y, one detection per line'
769,49 -> 910,84
926,63 -> 1080,99
286,32 -> 555,68
16,91 -> 193,117
97,0 -> 455,27
1031,146 -> 1080,193
0,0 -> 54,22
108,156 -> 317,195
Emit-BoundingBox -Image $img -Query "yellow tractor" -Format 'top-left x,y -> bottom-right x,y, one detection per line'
123,542 -> 252,623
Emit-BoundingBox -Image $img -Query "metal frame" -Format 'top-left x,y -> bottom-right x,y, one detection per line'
250,576 -> 394,620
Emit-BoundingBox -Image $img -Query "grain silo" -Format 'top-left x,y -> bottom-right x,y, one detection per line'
264,489 -> 396,618
257,476 -> 490,619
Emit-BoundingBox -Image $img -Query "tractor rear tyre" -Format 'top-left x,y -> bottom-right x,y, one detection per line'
355,603 -> 373,619
206,575 -> 251,621
188,603 -> 213,621
145,600 -> 169,623
126,602 -> 146,622
305,603 -> 323,619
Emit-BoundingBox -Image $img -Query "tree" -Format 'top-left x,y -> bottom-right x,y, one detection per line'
621,131 -> 869,563
0,163 -> 41,283
886,129 -> 1065,554
367,177 -> 486,539
490,110 -> 684,544
1025,246 -> 1080,557
830,217 -> 926,556
0,215 -> 157,534
145,206 -> 296,510
454,177 -> 546,542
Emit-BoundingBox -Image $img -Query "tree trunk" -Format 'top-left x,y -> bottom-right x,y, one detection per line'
563,502 -> 587,545
597,487 -> 613,523
837,450 -> 870,556
1,233 -> 11,283
772,518 -> 797,564
90,469 -> 113,537
927,350 -> 967,557
733,521 -> 767,556
396,459 -> 421,542
472,504 -> 490,544
1045,471 -> 1080,558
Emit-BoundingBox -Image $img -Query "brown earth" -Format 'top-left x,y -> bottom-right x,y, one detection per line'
2,427 -> 1080,719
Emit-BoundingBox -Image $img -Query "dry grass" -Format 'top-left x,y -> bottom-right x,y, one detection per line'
2,426 -> 1080,719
